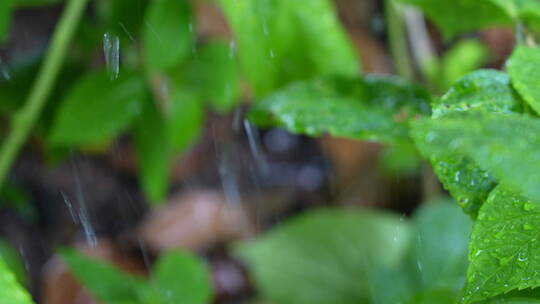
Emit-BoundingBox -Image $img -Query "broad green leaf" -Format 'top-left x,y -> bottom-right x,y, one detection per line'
250,76 -> 431,143
410,199 -> 472,293
236,209 -> 411,304
507,46 -> 540,115
0,257 -> 33,304
490,0 -> 540,30
411,112 -> 540,208
148,251 -> 212,304
134,99 -> 169,204
165,90 -> 203,153
61,249 -> 146,304
219,0 -> 359,98
172,41 -> 240,113
99,0 -> 149,41
142,0 -> 193,72
50,70 -> 145,146
396,0 -> 511,39
425,70 -> 523,216
463,187 -> 540,303
0,240 -> 28,287
0,0 -> 14,43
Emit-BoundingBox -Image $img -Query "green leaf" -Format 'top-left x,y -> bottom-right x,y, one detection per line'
407,289 -> 458,304
165,90 -> 204,153
61,249 -> 146,304
249,76 -> 431,143
172,41 -> 240,113
424,70 -> 523,217
463,186 -> 540,303
395,0 -> 511,39
0,239 -> 28,287
14,0 -> 64,7
0,257 -> 33,304
50,70 -> 146,146
411,112 -> 540,208
236,209 -> 411,304
134,99 -> 169,204
0,0 -> 14,43
411,199 -> 472,292
148,251 -> 212,304
219,0 -> 359,98
490,0 -> 540,30
379,141 -> 421,176
507,46 -> 540,115
142,0 -> 193,72
99,0 -> 149,41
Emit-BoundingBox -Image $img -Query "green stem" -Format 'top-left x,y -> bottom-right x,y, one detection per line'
0,0 -> 89,188
385,0 -> 413,80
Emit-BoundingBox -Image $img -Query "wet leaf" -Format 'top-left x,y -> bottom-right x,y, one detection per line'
61,249 -> 146,304
463,187 -> 540,303
411,112 -> 540,207
395,0 -> 511,39
142,0 -> 193,71
134,99 -> 169,204
507,46 -> 540,115
236,209 -> 411,304
0,257 -> 33,304
423,70 -> 523,217
50,70 -> 146,146
250,75 -> 431,143
219,0 -> 359,98
147,251 -> 213,304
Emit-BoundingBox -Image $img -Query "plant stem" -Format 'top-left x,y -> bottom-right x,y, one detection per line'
0,0 -> 89,189
385,0 -> 413,80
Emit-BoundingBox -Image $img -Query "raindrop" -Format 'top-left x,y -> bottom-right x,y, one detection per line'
118,22 -> 135,42
229,40 -> 236,58
0,57 -> 11,81
269,49 -> 275,58
244,119 -> 269,174
103,32 -> 120,80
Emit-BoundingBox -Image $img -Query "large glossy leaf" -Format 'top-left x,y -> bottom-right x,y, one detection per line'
219,0 -> 359,98
250,76 -> 431,143
236,209 -> 411,304
62,249 -> 146,304
507,46 -> 540,115
0,257 -> 33,304
396,0 -> 511,39
411,112 -> 540,207
134,99 -> 169,204
423,70 -> 523,217
463,187 -> 540,303
50,70 -> 145,146
147,251 -> 212,304
142,0 -> 193,71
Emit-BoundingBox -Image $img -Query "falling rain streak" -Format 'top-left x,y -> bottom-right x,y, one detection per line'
103,32 -> 120,80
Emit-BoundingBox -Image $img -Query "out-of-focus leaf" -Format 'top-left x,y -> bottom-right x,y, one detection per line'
165,90 -> 203,153
236,209 -> 411,304
15,0 -> 64,7
0,240 -> 27,287
411,112 -> 540,206
0,183 -> 36,220
0,0 -> 14,43
463,186 -> 540,303
424,39 -> 488,93
142,0 -> 193,72
50,70 -> 145,146
219,0 -> 359,98
379,141 -> 421,176
490,0 -> 540,31
407,289 -> 457,304
410,199 -> 471,293
507,46 -> 540,115
147,251 -> 212,304
134,99 -> 169,204
425,70 -> 523,217
61,249 -> 146,304
0,257 -> 33,304
395,0 -> 511,39
250,76 -> 431,143
172,41 -> 240,113
99,0 -> 149,41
